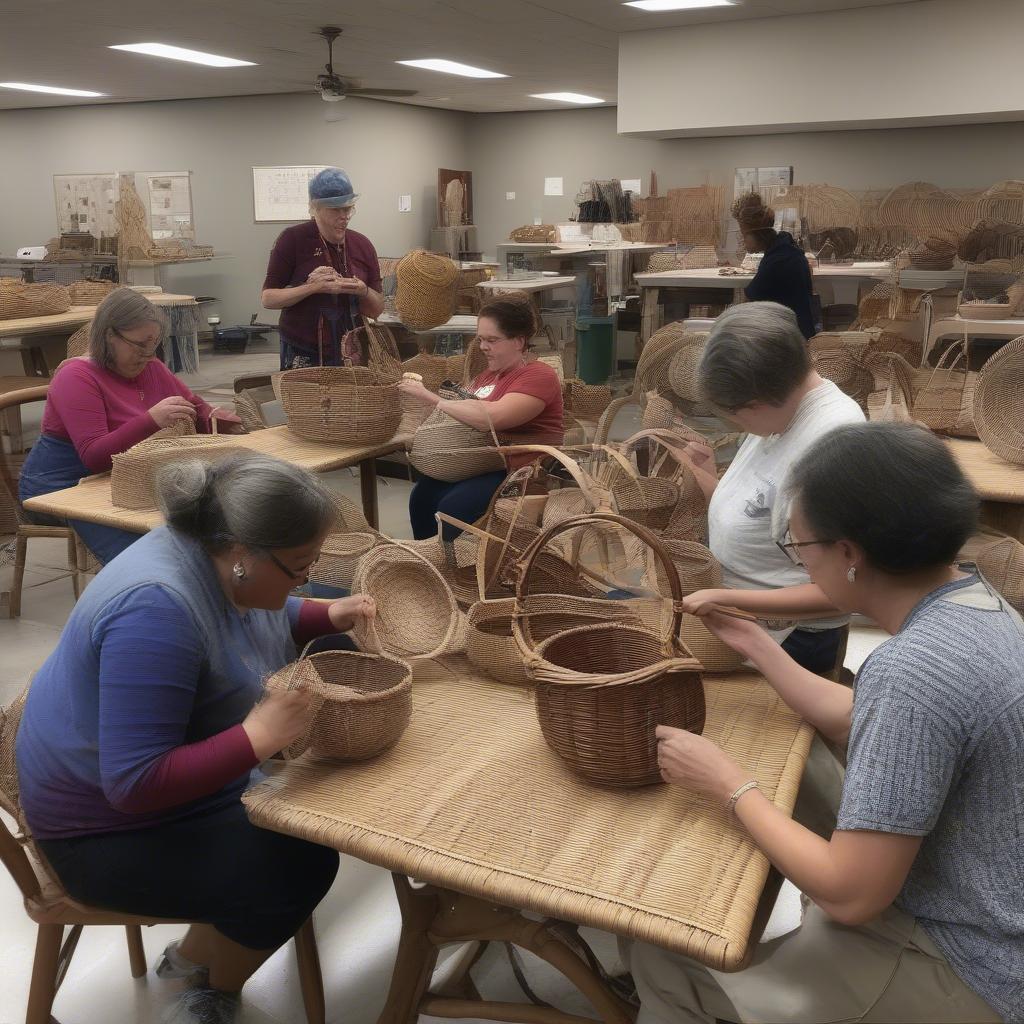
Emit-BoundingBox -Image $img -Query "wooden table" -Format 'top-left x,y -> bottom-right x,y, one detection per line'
21,426 -> 408,532
244,657 -> 813,1022
925,315 -> 1024,361
948,438 -> 1024,539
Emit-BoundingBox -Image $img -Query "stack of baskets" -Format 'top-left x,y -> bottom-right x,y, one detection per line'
0,280 -> 71,320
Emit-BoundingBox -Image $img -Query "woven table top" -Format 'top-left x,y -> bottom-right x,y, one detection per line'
243,656 -> 813,971
948,438 -> 1024,502
22,426 -> 409,531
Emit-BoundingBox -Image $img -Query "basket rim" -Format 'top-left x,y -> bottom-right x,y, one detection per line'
280,649 -> 412,702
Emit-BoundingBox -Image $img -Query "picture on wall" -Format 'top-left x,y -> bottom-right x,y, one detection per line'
437,168 -> 473,227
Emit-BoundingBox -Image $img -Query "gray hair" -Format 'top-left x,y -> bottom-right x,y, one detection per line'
89,288 -> 168,369
156,454 -> 336,553
697,301 -> 811,410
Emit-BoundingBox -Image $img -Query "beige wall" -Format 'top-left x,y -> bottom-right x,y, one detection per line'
0,92 -> 470,326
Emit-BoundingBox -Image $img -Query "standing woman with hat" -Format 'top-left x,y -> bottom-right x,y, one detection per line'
261,168 -> 385,369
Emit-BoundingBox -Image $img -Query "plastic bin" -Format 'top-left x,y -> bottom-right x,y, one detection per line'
213,327 -> 249,354
575,315 -> 615,385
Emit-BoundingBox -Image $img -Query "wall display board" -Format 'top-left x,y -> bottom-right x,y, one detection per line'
145,171 -> 195,239
253,165 -> 328,222
53,172 -> 119,237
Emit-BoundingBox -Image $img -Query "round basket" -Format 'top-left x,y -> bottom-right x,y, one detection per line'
514,512 -> 705,787
563,379 -> 613,421
0,279 -> 72,320
973,335 -> 1024,464
666,338 -> 706,406
279,365 -> 402,446
68,279 -> 115,304
972,533 -> 1024,615
351,542 -> 460,659
308,532 -> 380,591
958,301 -> 1014,321
396,250 -> 460,330
408,407 -> 507,483
264,649 -> 412,760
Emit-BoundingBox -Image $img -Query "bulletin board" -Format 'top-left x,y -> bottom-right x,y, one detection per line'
253,165 -> 328,222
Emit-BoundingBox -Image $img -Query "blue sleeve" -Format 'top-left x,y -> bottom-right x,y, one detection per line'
92,585 -> 206,812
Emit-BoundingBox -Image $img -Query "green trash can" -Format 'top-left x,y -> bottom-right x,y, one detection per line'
575,315 -> 615,385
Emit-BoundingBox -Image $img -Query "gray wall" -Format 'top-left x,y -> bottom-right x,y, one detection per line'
0,92 -> 470,326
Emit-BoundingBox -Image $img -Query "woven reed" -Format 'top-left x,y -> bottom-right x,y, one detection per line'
878,182 -> 957,237
110,435 -> 245,510
913,342 -> 977,438
783,184 -> 860,235
350,542 -> 460,660
408,406 -> 506,483
908,237 -> 956,270
864,351 -> 917,423
264,650 -> 412,760
958,220 -> 1024,270
509,225 -> 556,243
972,533 -> 1024,614
395,250 -> 460,331
636,323 -> 707,400
398,352 -> 449,432
977,181 -> 1024,226
973,335 -> 1024,464
635,185 -> 724,247
868,330 -> 923,368
563,379 -> 612,421
233,385 -> 276,432
680,615 -> 747,672
811,351 -> 874,408
651,539 -> 722,597
888,287 -> 929,322
853,282 -> 897,328
666,336 -> 707,405
67,278 -> 115,304
65,321 -> 91,358
308,532 -> 380,591
679,246 -> 720,270
279,365 -> 402,446
0,279 -> 72,320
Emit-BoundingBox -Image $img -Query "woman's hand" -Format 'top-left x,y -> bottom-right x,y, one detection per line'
398,379 -> 440,407
327,594 -> 376,632
149,396 -> 198,429
306,266 -> 336,285
656,725 -> 749,804
209,408 -> 246,434
243,687 -> 314,760
682,439 -> 715,473
681,588 -> 734,616
696,607 -> 772,663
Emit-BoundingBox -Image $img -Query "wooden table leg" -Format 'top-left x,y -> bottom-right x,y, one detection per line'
359,456 -> 380,531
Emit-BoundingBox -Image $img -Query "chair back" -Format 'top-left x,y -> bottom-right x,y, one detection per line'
0,689 -> 45,903
0,385 -> 50,535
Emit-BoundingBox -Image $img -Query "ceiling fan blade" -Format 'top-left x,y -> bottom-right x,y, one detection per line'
344,88 -> 419,97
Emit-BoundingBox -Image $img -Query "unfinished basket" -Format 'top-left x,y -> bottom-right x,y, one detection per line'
264,649 -> 411,760
972,533 -> 1024,614
0,279 -> 72,320
408,400 -> 508,483
914,342 -> 978,438
563,379 -> 612,421
395,250 -> 460,330
666,336 -> 707,406
973,335 -> 1024,464
350,541 -> 460,659
865,351 -> 917,423
68,278 -> 115,304
514,512 -> 705,787
279,365 -> 401,446
308,532 -> 380,591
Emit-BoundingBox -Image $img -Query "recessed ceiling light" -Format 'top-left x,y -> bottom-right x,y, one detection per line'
624,0 -> 737,10
397,59 -> 506,79
109,43 -> 256,67
0,82 -> 105,97
530,92 -> 604,105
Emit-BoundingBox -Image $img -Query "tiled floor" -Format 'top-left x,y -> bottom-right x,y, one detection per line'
0,343 -> 889,1023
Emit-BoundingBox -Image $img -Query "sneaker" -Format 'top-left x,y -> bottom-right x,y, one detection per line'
161,984 -> 240,1024
155,940 -> 205,980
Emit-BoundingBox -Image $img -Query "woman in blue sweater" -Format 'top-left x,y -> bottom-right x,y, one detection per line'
16,454 -> 375,1024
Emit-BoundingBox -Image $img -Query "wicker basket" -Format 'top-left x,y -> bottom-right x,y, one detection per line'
0,279 -> 72,320
395,250 -> 460,330
65,321 -> 92,358
914,342 -> 977,438
279,365 -> 401,446
264,649 -> 412,760
973,335 -> 1024,464
908,238 -> 955,271
509,225 -> 556,243
68,279 -> 115,305
514,512 -> 705,787
350,541 -> 460,659
562,379 -> 613,421
408,402 -> 507,483
958,301 -> 1014,321
308,532 -> 380,591
972,533 -> 1024,614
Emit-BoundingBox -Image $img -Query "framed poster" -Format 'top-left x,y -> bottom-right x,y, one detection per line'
253,165 -> 328,222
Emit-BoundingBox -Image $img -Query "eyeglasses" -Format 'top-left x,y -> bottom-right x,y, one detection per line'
267,551 -> 319,582
775,530 -> 835,567
112,328 -> 161,355
474,333 -> 511,345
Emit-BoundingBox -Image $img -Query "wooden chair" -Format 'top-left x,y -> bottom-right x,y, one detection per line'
0,689 -> 326,1024
0,386 -> 89,618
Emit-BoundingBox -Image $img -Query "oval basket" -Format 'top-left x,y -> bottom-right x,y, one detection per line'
68,279 -> 116,304
408,406 -> 507,482
958,301 -> 1013,321
973,335 -> 1024,464
0,279 -> 72,320
265,649 -> 412,760
395,250 -> 460,330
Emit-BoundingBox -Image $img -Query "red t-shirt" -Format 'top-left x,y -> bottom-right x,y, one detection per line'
470,360 -> 564,470
262,220 -> 382,351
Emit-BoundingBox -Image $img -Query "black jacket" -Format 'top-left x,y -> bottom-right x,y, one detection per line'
744,232 -> 816,339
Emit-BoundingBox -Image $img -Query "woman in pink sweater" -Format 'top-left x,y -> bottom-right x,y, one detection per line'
19,288 -> 241,564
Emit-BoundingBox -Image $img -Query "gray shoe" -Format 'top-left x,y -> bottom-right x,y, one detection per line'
161,985 -> 240,1024
155,940 -> 205,980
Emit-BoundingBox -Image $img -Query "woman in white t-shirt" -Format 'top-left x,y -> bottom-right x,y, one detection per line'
680,301 -> 864,673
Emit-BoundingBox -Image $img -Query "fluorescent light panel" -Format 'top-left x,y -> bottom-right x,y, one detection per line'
530,92 -> 604,104
0,82 -> 105,97
397,59 -> 506,79
109,43 -> 255,67
624,0 -> 736,10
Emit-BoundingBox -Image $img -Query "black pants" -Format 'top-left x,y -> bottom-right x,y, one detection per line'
781,626 -> 845,675
39,799 -> 339,950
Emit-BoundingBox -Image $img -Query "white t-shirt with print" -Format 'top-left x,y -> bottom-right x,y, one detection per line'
708,379 -> 864,632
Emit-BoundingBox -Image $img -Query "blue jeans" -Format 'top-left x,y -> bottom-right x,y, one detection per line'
409,471 -> 508,541
18,434 -> 141,566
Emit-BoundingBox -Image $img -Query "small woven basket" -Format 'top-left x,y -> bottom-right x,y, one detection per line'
958,301 -> 1014,321
308,532 -> 380,591
914,342 -> 977,438
396,250 -> 460,330
68,278 -> 115,304
973,335 -> 1024,464
279,365 -> 402,446
264,649 -> 412,760
972,533 -> 1024,614
65,321 -> 92,358
562,379 -> 613,421
0,279 -> 72,320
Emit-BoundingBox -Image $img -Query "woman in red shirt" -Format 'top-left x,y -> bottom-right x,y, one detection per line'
18,288 -> 240,564
399,294 -> 564,541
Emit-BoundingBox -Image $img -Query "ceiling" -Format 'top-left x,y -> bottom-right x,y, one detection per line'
1,0 -> 920,114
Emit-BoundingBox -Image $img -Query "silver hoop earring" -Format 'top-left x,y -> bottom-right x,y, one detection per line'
847,566 -> 857,583
233,562 -> 247,581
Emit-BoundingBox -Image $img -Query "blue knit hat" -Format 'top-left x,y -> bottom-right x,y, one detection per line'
309,167 -> 359,207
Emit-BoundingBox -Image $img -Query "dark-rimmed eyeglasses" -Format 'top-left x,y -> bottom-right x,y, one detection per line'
112,328 -> 161,355
267,551 -> 319,582
775,530 -> 835,567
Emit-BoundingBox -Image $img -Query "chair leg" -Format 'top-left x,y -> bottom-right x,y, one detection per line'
294,917 -> 326,1024
11,532 -> 28,619
26,924 -> 62,1024
66,532 -> 82,601
125,925 -> 147,979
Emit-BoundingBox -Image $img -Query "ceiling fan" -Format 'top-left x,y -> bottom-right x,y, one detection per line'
313,26 -> 417,102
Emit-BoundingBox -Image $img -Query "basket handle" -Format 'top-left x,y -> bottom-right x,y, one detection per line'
513,511 -> 686,659
501,444 -> 611,510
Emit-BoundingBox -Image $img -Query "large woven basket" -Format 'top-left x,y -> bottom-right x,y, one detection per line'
264,649 -> 412,760
973,335 -> 1024,464
396,250 -> 460,330
408,403 -> 507,483
350,541 -> 460,659
914,342 -> 977,438
279,365 -> 401,446
0,279 -> 72,320
68,278 -> 115,304
110,435 -> 245,510
514,512 -> 705,787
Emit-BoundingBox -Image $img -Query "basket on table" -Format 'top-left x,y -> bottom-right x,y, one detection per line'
395,249 -> 460,330
973,335 -> 1024,463
279,364 -> 401,446
514,512 -> 706,787
913,341 -> 978,439
68,278 -> 115,304
264,649 -> 412,760
864,351 -> 917,423
957,300 -> 1014,321
908,237 -> 956,271
0,279 -> 72,320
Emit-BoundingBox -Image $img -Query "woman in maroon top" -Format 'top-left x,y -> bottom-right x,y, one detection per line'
261,168 -> 385,369
399,295 -> 564,541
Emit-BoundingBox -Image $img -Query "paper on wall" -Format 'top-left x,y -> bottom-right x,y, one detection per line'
544,177 -> 564,197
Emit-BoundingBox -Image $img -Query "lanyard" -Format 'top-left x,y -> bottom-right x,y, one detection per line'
317,232 -> 348,276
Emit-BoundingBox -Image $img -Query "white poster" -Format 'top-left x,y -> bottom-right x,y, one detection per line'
146,171 -> 194,239
53,173 -> 119,236
621,178 -> 642,195
253,165 -> 328,222
544,176 -> 564,197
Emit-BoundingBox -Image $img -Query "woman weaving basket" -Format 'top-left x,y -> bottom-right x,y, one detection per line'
400,294 -> 564,541
17,288 -> 242,564
16,455 -> 374,1024
628,423 -> 1022,1024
